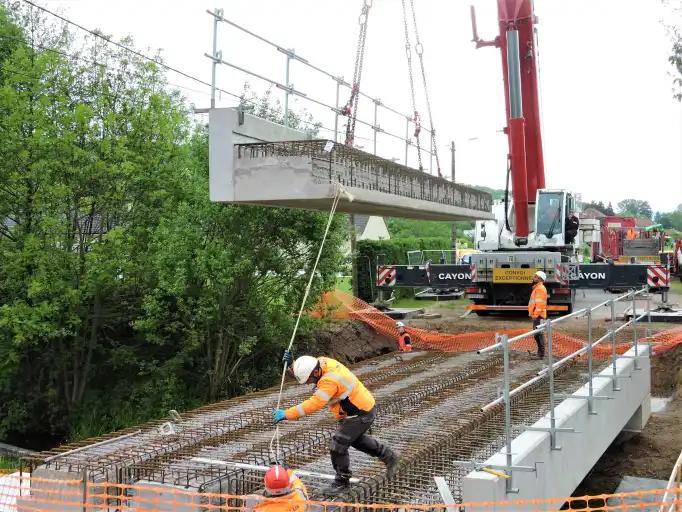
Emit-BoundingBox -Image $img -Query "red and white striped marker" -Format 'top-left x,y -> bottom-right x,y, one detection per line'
376,266 -> 397,287
647,265 -> 669,288
470,263 -> 477,283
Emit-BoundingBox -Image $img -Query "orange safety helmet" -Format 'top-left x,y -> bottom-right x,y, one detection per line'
264,465 -> 292,496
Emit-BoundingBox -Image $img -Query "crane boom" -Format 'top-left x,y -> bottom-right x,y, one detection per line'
473,0 -> 545,240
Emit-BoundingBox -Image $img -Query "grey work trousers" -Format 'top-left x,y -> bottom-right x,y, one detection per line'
329,407 -> 391,482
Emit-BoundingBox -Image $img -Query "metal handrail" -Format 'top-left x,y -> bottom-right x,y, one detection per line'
480,287 -> 648,412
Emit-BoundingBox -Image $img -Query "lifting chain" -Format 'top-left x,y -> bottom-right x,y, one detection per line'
401,0 -> 423,171
409,0 -> 442,177
343,0 -> 372,147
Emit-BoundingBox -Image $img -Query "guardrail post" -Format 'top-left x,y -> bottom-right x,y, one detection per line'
284,51 -> 292,128
210,9 -> 222,108
610,298 -> 621,391
334,80 -> 340,143
404,117 -> 410,165
586,308 -> 596,415
501,333 -> 515,493
632,290 -> 640,370
546,320 -> 560,450
646,291 -> 652,339
373,100 -> 378,155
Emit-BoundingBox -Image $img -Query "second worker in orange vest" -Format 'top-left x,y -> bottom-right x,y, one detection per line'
528,270 -> 548,358
396,321 -> 412,352
273,353 -> 399,496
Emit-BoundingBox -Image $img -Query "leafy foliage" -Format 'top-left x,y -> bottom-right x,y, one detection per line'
0,5 -> 344,447
617,199 -> 653,220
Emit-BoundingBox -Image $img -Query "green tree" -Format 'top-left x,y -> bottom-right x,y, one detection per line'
0,4 -> 192,442
135,130 -> 345,402
665,0 -> 682,101
617,199 -> 653,219
0,4 -> 345,445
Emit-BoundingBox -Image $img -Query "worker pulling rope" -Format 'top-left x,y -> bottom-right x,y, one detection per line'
269,185 -> 345,464
343,0 -> 372,147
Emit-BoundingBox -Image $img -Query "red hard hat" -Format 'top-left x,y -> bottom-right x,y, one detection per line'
264,465 -> 291,496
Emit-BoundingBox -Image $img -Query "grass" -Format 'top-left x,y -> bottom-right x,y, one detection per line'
670,279 -> 682,296
335,276 -> 352,294
0,456 -> 19,473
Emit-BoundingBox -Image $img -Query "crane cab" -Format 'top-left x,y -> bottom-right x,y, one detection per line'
533,190 -> 578,249
475,189 -> 578,252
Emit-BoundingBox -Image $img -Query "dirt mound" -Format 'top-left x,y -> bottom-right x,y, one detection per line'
299,321 -> 395,364
651,343 -> 682,396
575,397 -> 681,496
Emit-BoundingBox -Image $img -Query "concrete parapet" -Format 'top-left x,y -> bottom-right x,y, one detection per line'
463,345 -> 651,509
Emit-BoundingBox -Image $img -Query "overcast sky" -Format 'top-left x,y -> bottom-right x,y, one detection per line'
39,0 -> 682,213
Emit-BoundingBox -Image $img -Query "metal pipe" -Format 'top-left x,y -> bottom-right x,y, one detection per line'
610,299 -> 620,391
210,8 -> 222,108
373,100 -> 378,155
506,30 -> 523,119
334,80 -> 340,143
546,319 -> 558,450
405,117 -> 410,165
646,292 -> 652,339
587,308 -> 595,415
502,334 -> 513,493
206,10 -> 433,137
284,51 -> 291,127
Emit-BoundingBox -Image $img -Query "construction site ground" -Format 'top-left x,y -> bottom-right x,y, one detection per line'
15,287 -> 681,506
402,287 -> 682,497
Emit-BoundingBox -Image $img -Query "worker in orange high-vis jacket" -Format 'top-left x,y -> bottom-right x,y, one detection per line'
396,321 -> 412,352
528,270 -> 548,359
243,465 -> 308,512
273,352 -> 399,496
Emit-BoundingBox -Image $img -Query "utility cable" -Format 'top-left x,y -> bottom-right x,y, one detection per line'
269,184 -> 344,463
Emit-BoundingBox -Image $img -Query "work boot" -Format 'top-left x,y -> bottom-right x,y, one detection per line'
382,450 -> 400,480
322,477 -> 351,497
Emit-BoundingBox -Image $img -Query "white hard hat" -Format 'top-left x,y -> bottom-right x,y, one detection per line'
534,270 -> 547,281
292,356 -> 319,384
396,321 -> 405,328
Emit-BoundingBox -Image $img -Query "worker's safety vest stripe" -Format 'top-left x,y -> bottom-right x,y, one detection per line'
323,372 -> 355,399
296,404 -> 306,417
314,389 -> 331,401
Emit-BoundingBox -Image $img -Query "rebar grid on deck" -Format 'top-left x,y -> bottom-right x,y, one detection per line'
236,140 -> 492,211
25,352 -> 450,481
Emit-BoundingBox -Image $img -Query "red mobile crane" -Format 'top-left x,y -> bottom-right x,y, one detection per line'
377,0 -> 671,314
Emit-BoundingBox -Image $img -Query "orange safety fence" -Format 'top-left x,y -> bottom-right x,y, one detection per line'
314,291 -> 682,359
0,474 -> 680,511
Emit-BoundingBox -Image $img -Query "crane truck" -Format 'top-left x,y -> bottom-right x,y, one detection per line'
376,0 -> 671,314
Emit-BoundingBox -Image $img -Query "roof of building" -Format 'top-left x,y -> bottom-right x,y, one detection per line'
580,208 -> 606,219
635,217 -> 654,228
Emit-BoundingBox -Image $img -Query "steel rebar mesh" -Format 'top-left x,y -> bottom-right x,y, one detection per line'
235,140 -> 492,211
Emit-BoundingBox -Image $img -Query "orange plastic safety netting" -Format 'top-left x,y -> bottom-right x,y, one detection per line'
0,474 -> 680,511
313,291 -> 682,359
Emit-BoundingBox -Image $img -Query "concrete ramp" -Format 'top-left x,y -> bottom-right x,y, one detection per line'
209,108 -> 493,221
